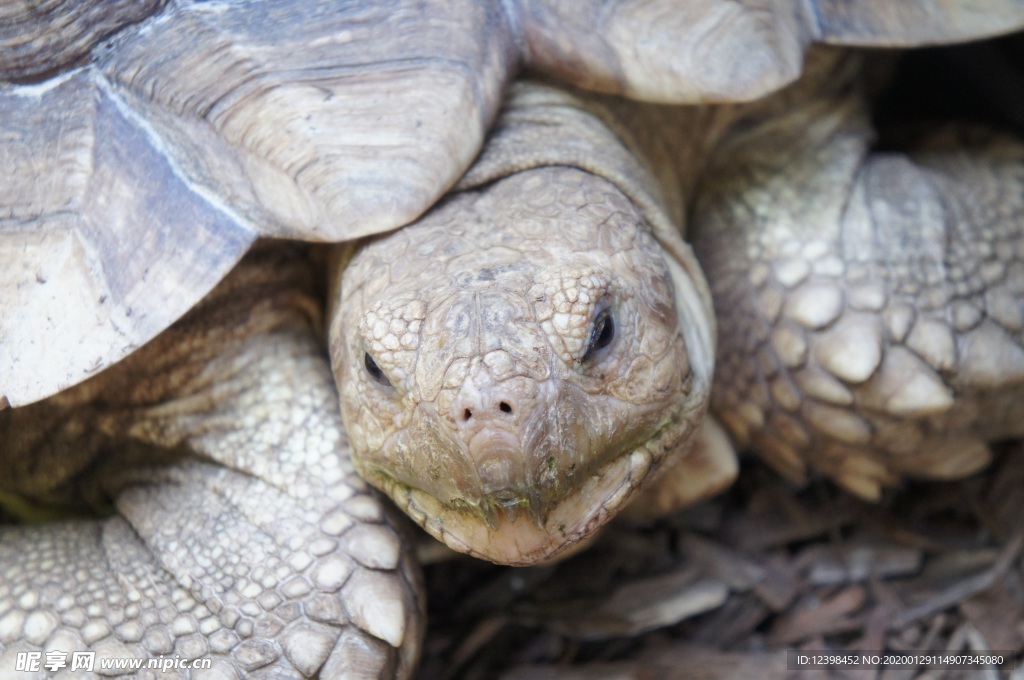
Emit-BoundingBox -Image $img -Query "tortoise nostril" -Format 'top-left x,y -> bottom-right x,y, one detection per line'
456,400 -> 513,423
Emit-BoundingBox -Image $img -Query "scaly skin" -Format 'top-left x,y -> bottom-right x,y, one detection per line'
0,248 -> 422,678
693,96 -> 1024,499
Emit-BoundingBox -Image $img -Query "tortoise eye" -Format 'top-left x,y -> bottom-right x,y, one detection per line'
364,352 -> 392,387
582,308 -> 615,363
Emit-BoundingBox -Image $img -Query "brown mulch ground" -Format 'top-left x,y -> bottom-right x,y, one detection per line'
414,443 -> 1024,680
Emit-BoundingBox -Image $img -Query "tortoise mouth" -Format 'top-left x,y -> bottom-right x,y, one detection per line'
363,410 -> 695,566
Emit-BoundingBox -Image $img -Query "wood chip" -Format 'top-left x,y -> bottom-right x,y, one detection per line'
805,544 -> 923,585
594,570 -> 729,638
890,532 -> 1024,630
689,595 -> 771,647
959,575 -> 1024,653
754,554 -> 800,612
680,533 -> 764,590
769,586 -> 867,645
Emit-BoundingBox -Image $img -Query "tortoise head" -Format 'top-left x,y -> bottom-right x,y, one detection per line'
330,167 -> 711,565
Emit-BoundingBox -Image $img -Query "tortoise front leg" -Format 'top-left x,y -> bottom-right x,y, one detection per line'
0,248 -> 421,678
693,91 -> 1024,499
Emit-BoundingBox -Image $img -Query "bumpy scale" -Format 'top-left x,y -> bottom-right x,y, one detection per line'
0,249 -> 422,678
696,98 -> 1024,499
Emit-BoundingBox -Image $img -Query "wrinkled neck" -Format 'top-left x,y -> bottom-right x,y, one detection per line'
588,95 -> 740,229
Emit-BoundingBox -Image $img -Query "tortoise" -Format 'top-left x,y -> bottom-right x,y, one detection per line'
3,1 -> 1024,677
